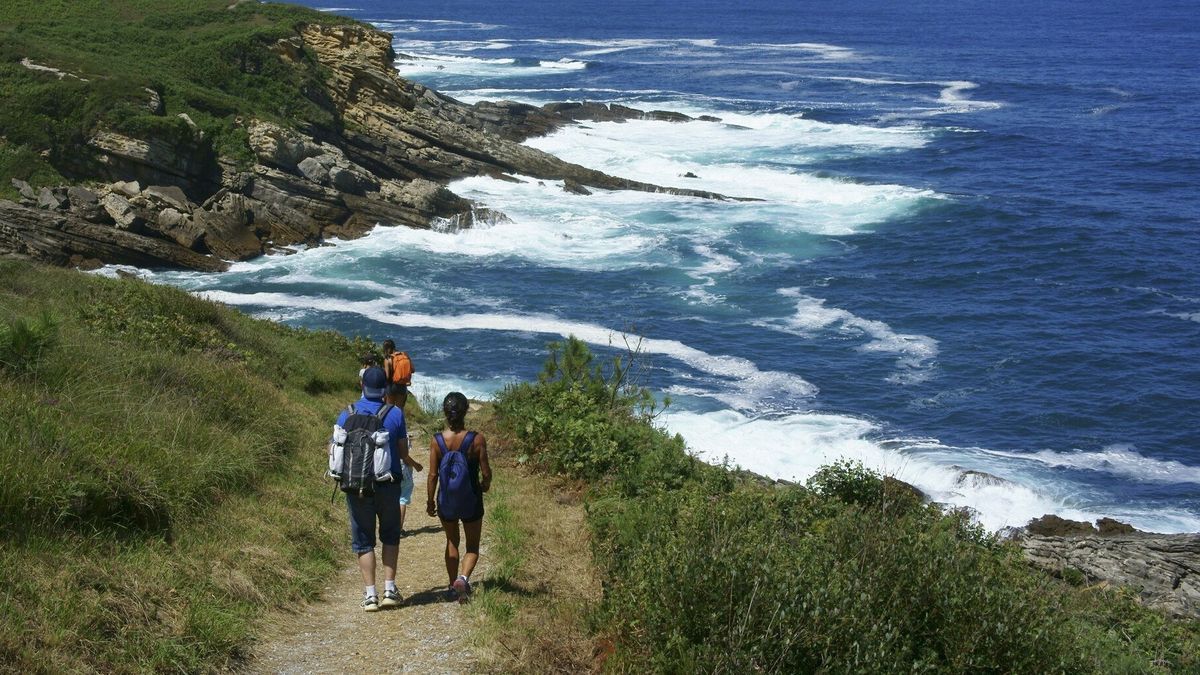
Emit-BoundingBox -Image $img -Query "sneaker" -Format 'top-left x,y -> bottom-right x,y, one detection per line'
443,585 -> 458,602
452,575 -> 471,603
380,588 -> 402,608
361,595 -> 380,612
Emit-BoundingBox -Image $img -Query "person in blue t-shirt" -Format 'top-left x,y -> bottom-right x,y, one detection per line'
336,366 -> 409,612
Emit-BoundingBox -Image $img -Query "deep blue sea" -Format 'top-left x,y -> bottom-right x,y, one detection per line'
142,0 -> 1200,531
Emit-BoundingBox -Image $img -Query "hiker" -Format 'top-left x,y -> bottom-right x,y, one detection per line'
333,366 -> 409,612
381,339 -> 414,407
387,383 -> 423,535
427,392 -> 491,602
357,352 -> 378,387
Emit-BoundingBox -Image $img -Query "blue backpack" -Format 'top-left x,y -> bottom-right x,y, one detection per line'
435,431 -> 479,520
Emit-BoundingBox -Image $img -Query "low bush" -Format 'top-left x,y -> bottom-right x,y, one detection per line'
494,337 -> 1200,673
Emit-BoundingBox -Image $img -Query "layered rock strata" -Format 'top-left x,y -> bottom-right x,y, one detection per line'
1,23 -> 744,271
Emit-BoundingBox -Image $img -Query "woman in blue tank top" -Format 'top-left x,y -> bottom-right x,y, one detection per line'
427,391 -> 492,602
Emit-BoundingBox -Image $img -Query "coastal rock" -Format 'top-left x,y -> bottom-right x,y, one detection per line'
952,467 -> 1010,488
5,21 -> 750,272
88,130 -> 220,202
192,193 -> 261,260
562,179 -> 592,196
143,87 -> 164,115
66,186 -> 99,206
1018,531 -> 1200,618
0,200 -> 226,271
100,193 -> 148,233
11,179 -> 37,201
1026,514 -> 1097,537
143,185 -> 193,212
38,187 -> 67,211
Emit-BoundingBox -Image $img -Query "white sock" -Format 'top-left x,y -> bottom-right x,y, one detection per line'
385,580 -> 397,592
364,585 -> 377,598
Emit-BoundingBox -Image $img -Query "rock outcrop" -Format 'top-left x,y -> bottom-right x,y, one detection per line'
2,22 -> 749,271
1015,515 -> 1200,619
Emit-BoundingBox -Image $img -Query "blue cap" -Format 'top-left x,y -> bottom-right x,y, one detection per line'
361,366 -> 388,400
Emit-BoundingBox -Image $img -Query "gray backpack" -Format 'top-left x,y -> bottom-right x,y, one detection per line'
327,404 -> 394,496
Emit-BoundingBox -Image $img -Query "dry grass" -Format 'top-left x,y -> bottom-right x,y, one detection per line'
465,408 -> 602,674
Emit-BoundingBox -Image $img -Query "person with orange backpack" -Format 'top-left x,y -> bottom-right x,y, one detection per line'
382,339 -> 413,404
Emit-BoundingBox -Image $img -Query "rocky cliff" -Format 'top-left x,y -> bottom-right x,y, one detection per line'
1,23 -> 738,271
1015,515 -> 1200,618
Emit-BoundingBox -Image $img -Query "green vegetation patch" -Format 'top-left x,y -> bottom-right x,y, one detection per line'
0,0 -> 358,192
495,336 -> 1200,673
0,260 -> 369,672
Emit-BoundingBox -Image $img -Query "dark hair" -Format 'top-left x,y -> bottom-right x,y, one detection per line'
388,382 -> 408,399
361,352 -> 378,366
443,391 -> 469,429
383,339 -> 396,352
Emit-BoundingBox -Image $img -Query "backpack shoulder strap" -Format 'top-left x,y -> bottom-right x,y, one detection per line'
345,403 -> 357,417
434,433 -> 449,454
376,404 -> 394,420
457,431 -> 476,453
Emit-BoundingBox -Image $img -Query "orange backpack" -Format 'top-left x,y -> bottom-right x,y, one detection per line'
389,351 -> 413,385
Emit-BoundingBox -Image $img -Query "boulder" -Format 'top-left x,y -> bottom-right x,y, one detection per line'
37,187 -> 65,210
1026,514 -> 1097,536
1097,517 -> 1137,535
111,180 -> 142,198
192,193 -> 262,260
11,179 -> 36,201
101,193 -> 147,233
562,179 -> 592,196
296,156 -> 330,184
143,87 -> 164,115
143,185 -> 192,212
66,186 -> 99,206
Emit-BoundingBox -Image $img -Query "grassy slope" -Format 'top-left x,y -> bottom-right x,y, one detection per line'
0,259 -> 421,672
0,0 -> 357,199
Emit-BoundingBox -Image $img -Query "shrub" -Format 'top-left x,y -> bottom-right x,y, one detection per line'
495,338 -> 1200,673
0,311 -> 58,374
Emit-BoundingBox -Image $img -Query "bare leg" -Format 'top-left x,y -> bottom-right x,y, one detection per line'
382,544 -> 398,583
357,550 -> 375,587
441,518 -> 461,584
460,518 -> 483,580
399,504 -> 407,533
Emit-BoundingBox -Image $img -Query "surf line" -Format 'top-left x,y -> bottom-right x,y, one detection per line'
198,290 -> 817,405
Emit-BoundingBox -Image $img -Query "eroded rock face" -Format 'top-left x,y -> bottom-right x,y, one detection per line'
1018,532 -> 1200,618
3,21 -> 746,271
0,201 -> 226,271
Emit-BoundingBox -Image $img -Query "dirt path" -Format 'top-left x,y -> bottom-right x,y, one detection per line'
246,489 -> 487,674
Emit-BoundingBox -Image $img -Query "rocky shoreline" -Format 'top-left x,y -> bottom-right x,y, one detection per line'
1,24 -> 742,272
3,20 -> 1196,623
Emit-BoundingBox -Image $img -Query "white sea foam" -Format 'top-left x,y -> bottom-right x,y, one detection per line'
409,373 -> 508,406
393,51 -> 586,78
197,290 -> 816,410
1151,309 -> 1200,323
666,409 -> 1200,533
684,244 -> 739,304
988,445 -> 1200,485
757,289 -> 938,383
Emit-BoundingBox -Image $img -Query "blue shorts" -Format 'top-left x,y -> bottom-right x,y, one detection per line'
345,480 -> 401,554
398,464 -> 415,505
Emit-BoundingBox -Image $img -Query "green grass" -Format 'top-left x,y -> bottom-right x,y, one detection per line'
494,336 -> 1200,674
0,0 -> 359,197
0,259 -> 385,672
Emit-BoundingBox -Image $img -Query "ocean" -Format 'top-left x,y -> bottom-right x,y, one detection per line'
136,0 -> 1200,532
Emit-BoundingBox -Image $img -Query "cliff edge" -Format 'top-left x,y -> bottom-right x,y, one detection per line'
1,21 -> 735,271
